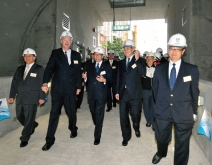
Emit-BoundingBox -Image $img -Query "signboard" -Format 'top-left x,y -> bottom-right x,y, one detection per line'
113,25 -> 130,31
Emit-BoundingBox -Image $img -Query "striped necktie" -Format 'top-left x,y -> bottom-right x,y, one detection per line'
23,65 -> 30,80
96,63 -> 99,73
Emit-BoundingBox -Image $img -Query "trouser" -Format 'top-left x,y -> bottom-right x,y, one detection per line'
155,117 -> 193,165
16,103 -> 37,141
46,92 -> 78,143
119,90 -> 141,141
142,90 -> 155,124
88,99 -> 105,140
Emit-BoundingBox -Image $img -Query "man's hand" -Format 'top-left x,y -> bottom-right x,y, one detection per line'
82,72 -> 87,79
41,84 -> 48,94
115,94 -> 119,100
134,50 -> 140,60
76,89 -> 81,95
96,75 -> 106,83
39,99 -> 45,105
8,98 -> 14,104
193,114 -> 197,121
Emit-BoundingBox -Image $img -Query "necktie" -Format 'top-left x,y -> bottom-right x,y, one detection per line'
23,65 -> 30,80
96,63 -> 99,73
110,60 -> 112,66
126,58 -> 130,69
169,63 -> 176,90
64,51 -> 68,63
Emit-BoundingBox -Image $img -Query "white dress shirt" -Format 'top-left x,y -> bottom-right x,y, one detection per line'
63,49 -> 71,65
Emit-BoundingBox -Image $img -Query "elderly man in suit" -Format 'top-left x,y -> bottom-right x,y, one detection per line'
105,49 -> 119,112
41,31 -> 82,151
152,33 -> 199,165
115,39 -> 145,146
8,48 -> 45,147
82,46 -> 112,145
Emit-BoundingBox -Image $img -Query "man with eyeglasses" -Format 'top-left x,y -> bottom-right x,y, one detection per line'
82,46 -> 112,145
152,33 -> 199,165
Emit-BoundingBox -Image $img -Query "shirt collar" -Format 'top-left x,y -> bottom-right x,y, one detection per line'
169,59 -> 181,66
63,49 -> 71,53
96,60 -> 103,66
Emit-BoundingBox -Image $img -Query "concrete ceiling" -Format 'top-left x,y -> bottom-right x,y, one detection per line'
89,0 -> 170,22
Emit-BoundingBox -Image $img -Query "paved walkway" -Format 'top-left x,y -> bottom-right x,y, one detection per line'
0,93 -> 211,165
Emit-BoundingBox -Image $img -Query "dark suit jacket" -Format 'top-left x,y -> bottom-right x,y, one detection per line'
87,61 -> 112,101
9,63 -> 45,104
43,48 -> 82,94
105,60 -> 118,91
116,56 -> 145,100
153,61 -> 199,123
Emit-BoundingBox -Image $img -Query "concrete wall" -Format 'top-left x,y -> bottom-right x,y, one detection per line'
0,77 -> 51,137
193,80 -> 212,163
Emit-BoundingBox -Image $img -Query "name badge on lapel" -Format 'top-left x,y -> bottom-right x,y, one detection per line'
131,63 -> 137,69
183,76 -> 192,82
30,73 -> 37,77
112,66 -> 116,69
100,71 -> 106,75
74,60 -> 78,64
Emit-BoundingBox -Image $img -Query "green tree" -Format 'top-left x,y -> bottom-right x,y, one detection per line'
103,36 -> 124,59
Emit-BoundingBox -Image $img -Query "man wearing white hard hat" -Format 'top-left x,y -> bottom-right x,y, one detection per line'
86,54 -> 90,61
8,48 -> 45,148
41,31 -> 82,151
82,46 -> 112,145
105,49 -> 118,112
152,34 -> 199,165
141,52 -> 155,130
115,39 -> 145,146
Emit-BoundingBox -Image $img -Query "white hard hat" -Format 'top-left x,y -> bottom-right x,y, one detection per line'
143,51 -> 149,55
114,53 -> 119,57
123,39 -> 135,48
156,48 -> 163,53
154,52 -> 161,60
163,53 -> 169,58
94,46 -> 104,54
86,55 -> 90,58
168,33 -> 187,47
103,55 -> 108,60
108,50 -> 114,54
60,31 -> 73,40
146,52 -> 155,59
91,49 -> 95,54
22,48 -> 36,56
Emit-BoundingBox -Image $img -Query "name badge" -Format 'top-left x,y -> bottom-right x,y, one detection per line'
183,76 -> 192,82
100,71 -> 106,75
112,66 -> 116,69
131,63 -> 137,69
74,60 -> 78,64
30,73 -> 37,77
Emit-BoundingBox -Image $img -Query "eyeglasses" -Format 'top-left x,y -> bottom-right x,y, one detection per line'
169,48 -> 183,52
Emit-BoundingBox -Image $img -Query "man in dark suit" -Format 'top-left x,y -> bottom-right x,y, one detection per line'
41,31 -> 82,151
152,33 -> 199,165
115,39 -> 145,146
82,46 -> 112,145
8,48 -> 45,147
105,49 -> 118,112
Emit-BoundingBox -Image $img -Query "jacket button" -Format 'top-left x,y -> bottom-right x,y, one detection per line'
170,103 -> 173,106
170,94 -> 173,97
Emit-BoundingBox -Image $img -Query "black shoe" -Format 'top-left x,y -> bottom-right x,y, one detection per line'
146,123 -> 151,127
106,109 -> 111,112
70,131 -> 77,138
42,143 -> 54,151
31,122 -> 39,135
113,104 -> 116,107
122,140 -> 128,146
135,130 -> 140,137
152,153 -> 163,164
94,139 -> 100,145
20,141 -> 28,147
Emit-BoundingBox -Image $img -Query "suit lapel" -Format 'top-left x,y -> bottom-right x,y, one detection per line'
164,62 -> 170,90
58,48 -> 70,68
20,65 -> 25,80
24,63 -> 36,81
126,56 -> 135,73
70,50 -> 74,66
